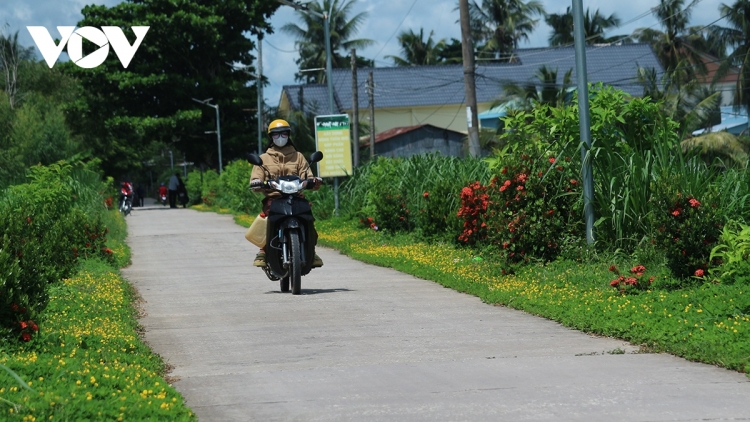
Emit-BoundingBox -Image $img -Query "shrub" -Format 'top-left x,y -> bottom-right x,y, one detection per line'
0,161 -> 112,342
651,182 -> 723,279
456,181 -> 489,245
341,154 -> 490,239
710,223 -> 750,284
217,160 -> 259,214
482,146 -> 584,267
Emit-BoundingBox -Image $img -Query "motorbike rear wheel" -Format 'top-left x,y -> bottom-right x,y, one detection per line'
289,230 -> 302,295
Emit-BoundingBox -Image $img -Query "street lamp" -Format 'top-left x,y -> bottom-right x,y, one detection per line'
277,0 -> 334,115
192,97 -> 223,173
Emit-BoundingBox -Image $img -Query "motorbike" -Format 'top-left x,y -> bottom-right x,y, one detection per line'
248,151 -> 323,295
119,183 -> 133,216
160,192 -> 168,206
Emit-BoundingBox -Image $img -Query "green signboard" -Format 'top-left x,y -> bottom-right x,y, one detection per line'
314,114 -> 352,178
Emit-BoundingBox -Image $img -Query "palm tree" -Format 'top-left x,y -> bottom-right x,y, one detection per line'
499,65 -> 573,108
281,0 -> 375,84
467,0 -> 546,62
386,28 -> 446,66
632,0 -> 705,74
713,0 -> 750,115
637,63 -> 721,137
546,7 -> 625,46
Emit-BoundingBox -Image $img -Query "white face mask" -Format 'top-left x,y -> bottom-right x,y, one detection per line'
273,137 -> 288,147
272,132 -> 289,147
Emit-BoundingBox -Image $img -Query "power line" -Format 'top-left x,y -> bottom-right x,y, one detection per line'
264,39 -> 298,54
371,0 -> 420,63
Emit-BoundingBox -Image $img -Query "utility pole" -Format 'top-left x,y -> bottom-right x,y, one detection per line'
257,34 -> 264,155
351,48 -> 359,168
573,0 -> 595,245
459,0 -> 481,157
368,71 -> 375,160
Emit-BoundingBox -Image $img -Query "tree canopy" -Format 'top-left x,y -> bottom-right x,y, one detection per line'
62,0 -> 278,178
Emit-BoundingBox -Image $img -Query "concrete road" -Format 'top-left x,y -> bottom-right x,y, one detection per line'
122,202 -> 750,421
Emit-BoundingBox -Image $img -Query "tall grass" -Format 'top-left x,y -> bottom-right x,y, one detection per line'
340,154 -> 490,214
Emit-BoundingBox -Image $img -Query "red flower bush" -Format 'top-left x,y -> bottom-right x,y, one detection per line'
477,146 -> 583,268
457,182 -> 489,244
651,183 -> 723,279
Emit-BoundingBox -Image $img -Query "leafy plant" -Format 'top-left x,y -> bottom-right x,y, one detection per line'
710,222 -> 750,284
651,183 -> 723,279
483,145 -> 584,267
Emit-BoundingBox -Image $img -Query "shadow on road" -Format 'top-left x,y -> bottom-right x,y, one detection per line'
264,288 -> 354,295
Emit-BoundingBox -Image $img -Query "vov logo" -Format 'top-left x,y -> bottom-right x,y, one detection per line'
27,26 -> 149,69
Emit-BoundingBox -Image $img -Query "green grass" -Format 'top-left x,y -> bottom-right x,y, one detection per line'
0,211 -> 195,421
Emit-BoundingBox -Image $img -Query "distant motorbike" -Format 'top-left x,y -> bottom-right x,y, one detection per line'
160,192 -> 168,206
119,183 -> 133,216
249,151 -> 323,295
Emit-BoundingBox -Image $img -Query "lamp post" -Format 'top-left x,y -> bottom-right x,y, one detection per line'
192,97 -> 223,173
277,0 -> 334,115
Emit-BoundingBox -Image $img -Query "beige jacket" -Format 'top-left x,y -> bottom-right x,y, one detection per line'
250,145 -> 315,197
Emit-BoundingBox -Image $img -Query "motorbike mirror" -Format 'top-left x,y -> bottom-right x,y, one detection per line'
309,151 -> 324,163
248,154 -> 263,166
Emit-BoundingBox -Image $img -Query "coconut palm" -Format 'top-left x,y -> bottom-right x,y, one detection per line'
281,0 -> 375,84
498,65 -> 573,108
637,62 -> 721,137
712,0 -> 750,115
386,28 -> 446,66
467,0 -> 546,62
632,0 -> 705,74
546,7 -> 626,46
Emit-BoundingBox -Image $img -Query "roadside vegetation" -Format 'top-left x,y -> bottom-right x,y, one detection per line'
0,160 -> 194,420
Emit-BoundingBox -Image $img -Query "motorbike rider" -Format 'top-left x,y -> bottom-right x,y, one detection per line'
158,183 -> 168,198
119,181 -> 134,208
158,183 -> 168,205
250,119 -> 324,268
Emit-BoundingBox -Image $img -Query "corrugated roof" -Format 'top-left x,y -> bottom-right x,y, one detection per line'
361,124 -> 466,147
281,43 -> 664,113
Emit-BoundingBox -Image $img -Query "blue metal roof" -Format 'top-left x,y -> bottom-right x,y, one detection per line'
281,43 -> 663,114
692,106 -> 749,136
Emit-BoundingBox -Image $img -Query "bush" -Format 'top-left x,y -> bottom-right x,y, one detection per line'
651,182 -> 723,279
341,154 -> 490,240
710,223 -> 750,284
216,160 -> 259,214
486,150 -> 584,266
0,161 -> 112,342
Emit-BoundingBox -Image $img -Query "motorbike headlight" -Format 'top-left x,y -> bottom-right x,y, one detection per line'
278,180 -> 301,194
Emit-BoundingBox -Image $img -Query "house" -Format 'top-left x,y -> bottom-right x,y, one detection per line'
361,124 -> 466,158
693,106 -> 748,136
695,53 -> 740,107
278,43 -> 664,138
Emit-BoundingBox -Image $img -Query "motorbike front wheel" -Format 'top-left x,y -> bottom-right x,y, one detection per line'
289,230 -> 302,295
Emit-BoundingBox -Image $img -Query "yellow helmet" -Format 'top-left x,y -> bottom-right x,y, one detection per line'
267,119 -> 291,134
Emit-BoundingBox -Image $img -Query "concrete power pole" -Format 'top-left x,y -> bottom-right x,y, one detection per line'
368,71 -> 375,160
458,0 -> 481,157
351,49 -> 359,168
257,34 -> 263,155
572,0 -> 595,245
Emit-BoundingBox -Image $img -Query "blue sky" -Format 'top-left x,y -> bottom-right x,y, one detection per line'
2,0 -> 725,106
